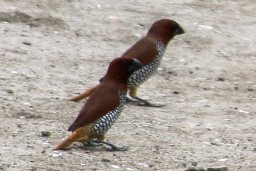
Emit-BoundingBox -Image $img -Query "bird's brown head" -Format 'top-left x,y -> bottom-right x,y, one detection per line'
103,57 -> 143,84
147,19 -> 185,45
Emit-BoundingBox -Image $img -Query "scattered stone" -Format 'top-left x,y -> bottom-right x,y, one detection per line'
52,151 -> 62,157
186,167 -> 206,171
191,161 -> 198,167
181,162 -> 187,167
41,131 -> 51,137
137,23 -> 145,27
148,164 -> 154,167
111,165 -> 120,169
247,85 -> 256,92
17,123 -> 22,128
185,162 -> 205,171
207,166 -> 229,171
238,109 -> 249,114
22,40 -> 32,46
4,89 -> 14,94
101,158 -> 111,162
217,77 -> 225,81
173,91 -> 179,94
168,70 -> 178,76
210,141 -> 219,146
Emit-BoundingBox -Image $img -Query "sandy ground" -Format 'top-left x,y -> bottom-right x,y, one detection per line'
0,0 -> 256,170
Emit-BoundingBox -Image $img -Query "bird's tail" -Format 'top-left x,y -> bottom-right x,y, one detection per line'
54,132 -> 79,150
54,126 -> 91,150
69,84 -> 99,102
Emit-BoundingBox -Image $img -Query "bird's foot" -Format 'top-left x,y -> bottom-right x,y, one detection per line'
128,96 -> 165,107
84,141 -> 103,147
91,140 -> 128,151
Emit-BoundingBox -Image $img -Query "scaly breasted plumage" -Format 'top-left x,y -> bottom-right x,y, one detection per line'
70,19 -> 184,107
54,58 -> 143,150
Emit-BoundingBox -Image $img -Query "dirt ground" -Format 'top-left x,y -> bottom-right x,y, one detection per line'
0,0 -> 255,170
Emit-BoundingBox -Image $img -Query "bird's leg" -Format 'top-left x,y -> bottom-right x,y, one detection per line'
83,141 -> 103,147
69,85 -> 99,102
129,86 -> 165,107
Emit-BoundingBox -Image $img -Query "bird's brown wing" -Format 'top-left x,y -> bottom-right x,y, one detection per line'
68,83 -> 120,132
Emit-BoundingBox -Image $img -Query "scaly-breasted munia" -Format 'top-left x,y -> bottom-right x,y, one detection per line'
54,57 -> 143,151
70,19 -> 184,107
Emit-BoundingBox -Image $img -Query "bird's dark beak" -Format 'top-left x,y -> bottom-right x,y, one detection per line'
175,26 -> 185,35
129,59 -> 143,74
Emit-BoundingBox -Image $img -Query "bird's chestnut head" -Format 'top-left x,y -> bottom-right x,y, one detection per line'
147,19 -> 184,45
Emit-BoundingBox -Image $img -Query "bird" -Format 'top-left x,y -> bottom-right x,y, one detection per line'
54,57 -> 143,151
70,19 -> 185,107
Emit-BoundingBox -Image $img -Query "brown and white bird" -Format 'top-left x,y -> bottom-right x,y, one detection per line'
70,19 -> 184,107
54,57 -> 143,151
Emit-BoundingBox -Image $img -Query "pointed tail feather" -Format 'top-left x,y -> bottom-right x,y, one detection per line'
54,132 -> 79,150
69,85 -> 99,102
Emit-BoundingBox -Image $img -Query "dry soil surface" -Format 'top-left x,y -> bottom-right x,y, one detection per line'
0,0 -> 256,171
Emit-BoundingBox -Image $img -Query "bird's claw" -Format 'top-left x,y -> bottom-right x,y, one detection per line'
91,140 -> 128,151
84,141 -> 103,147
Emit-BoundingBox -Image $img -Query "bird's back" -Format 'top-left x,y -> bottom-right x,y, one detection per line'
121,36 -> 158,65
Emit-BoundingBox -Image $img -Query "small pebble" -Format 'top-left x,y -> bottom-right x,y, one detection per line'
52,152 -> 62,157
22,40 -> 32,46
173,91 -> 179,94
247,87 -> 255,91
41,131 -> 51,137
186,167 -> 206,171
234,86 -> 239,90
17,124 -> 22,128
207,167 -> 229,171
137,23 -> 145,27
210,141 -> 219,146
167,70 -> 178,76
101,158 -> 111,162
5,89 -> 14,94
247,85 -> 256,91
217,77 -> 225,81
111,165 -> 120,169
191,161 -> 198,167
